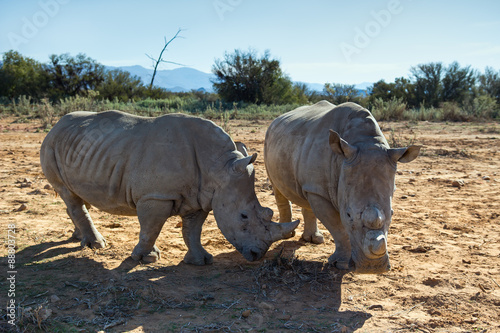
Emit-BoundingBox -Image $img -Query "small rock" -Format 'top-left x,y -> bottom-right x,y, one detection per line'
106,222 -> 122,228
464,317 -> 478,324
175,221 -> 182,228
44,184 -> 53,190
28,189 -> 46,196
15,204 -> 27,212
277,313 -> 291,321
482,175 -> 491,181
50,295 -> 60,303
367,304 -> 384,310
258,301 -> 274,311
241,309 -> 251,318
451,180 -> 464,188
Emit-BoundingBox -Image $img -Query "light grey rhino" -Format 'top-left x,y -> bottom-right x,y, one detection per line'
264,101 -> 420,274
40,111 -> 298,265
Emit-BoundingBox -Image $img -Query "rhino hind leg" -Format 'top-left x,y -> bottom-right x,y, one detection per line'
274,186 -> 295,239
60,190 -> 106,249
181,210 -> 212,265
131,200 -> 172,263
301,207 -> 324,244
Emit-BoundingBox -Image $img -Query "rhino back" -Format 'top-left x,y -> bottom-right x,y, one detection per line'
265,101 -> 387,206
41,111 -> 234,215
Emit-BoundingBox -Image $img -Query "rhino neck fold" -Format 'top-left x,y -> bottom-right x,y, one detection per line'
327,152 -> 342,211
197,150 -> 239,212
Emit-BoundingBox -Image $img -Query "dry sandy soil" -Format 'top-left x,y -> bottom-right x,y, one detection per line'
0,115 -> 499,333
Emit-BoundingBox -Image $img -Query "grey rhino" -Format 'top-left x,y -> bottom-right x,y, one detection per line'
40,111 -> 298,265
264,101 -> 420,273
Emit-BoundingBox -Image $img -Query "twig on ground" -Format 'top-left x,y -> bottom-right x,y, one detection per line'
391,301 -> 426,317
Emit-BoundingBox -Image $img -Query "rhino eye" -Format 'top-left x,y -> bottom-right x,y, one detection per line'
241,213 -> 248,220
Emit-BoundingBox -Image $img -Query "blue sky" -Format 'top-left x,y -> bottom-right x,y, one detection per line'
1,0 -> 499,85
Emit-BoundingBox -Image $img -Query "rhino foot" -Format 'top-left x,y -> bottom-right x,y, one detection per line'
183,250 -> 213,266
76,231 -> 106,249
71,228 -> 83,240
131,245 -> 161,263
328,252 -> 351,270
301,231 -> 324,244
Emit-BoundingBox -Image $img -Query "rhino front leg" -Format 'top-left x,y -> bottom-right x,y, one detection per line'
274,186 -> 295,238
60,190 -> 106,249
181,210 -> 212,265
132,200 -> 172,263
306,193 -> 351,270
301,207 -> 324,244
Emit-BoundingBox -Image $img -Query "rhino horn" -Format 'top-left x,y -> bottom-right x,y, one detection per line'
269,220 -> 300,242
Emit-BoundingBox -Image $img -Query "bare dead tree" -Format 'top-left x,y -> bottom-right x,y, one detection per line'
146,28 -> 184,89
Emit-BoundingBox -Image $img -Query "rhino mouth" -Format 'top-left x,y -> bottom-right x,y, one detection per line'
350,246 -> 391,274
239,246 -> 268,262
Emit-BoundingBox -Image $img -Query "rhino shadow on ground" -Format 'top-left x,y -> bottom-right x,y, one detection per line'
7,239 -> 370,332
14,239 -> 81,265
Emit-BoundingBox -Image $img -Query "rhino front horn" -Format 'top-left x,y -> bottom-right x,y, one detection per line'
270,220 -> 300,242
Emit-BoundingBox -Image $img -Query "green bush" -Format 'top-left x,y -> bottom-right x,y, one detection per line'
463,95 -> 499,119
370,97 -> 407,121
440,102 -> 469,122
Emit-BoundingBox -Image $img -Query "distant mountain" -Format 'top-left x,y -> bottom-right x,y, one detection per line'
107,64 -> 373,94
107,65 -> 215,93
354,82 -> 373,91
300,81 -> 372,93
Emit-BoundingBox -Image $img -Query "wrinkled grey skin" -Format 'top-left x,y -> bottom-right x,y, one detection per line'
264,101 -> 421,274
40,111 -> 298,265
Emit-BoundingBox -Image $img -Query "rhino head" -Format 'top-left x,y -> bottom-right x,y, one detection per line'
329,130 -> 421,274
212,150 -> 299,262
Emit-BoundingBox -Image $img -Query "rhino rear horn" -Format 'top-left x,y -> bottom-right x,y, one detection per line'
232,153 -> 257,174
269,220 -> 300,242
329,130 -> 357,160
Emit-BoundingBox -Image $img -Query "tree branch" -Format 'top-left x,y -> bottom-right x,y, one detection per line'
148,28 -> 185,89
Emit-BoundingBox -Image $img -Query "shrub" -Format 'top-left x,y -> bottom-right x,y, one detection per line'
440,102 -> 470,122
463,95 -> 499,119
370,97 -> 407,121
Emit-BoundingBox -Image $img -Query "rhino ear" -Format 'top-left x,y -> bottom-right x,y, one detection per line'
232,153 -> 257,174
235,141 -> 249,157
388,145 -> 421,163
329,130 -> 357,160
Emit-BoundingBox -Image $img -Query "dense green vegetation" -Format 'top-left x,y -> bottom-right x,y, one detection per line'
0,49 -> 499,127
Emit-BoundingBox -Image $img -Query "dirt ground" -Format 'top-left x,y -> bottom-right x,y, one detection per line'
0,115 -> 499,333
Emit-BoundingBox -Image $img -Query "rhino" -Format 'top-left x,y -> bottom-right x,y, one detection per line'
40,111 -> 298,265
264,101 -> 421,274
